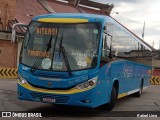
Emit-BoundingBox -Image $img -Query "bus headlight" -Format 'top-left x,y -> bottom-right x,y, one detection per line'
75,76 -> 98,90
18,74 -> 27,84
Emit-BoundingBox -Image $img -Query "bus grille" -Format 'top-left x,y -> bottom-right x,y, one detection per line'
30,92 -> 69,104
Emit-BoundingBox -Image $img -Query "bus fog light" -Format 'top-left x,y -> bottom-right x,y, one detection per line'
85,100 -> 91,103
18,92 -> 23,96
81,99 -> 91,103
85,99 -> 91,103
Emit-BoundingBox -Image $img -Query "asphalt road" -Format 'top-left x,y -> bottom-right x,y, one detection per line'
0,79 -> 160,120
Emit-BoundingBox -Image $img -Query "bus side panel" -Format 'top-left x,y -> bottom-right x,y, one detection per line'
109,60 -> 127,95
97,60 -> 128,104
107,60 -> 151,98
96,64 -> 112,105
123,61 -> 141,92
124,61 -> 151,92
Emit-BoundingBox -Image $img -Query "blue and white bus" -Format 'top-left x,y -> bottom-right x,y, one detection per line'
16,13 -> 152,110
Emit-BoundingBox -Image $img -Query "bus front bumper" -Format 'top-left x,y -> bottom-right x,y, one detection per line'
17,81 -> 101,108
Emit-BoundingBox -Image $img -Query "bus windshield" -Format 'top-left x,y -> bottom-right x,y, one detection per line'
20,22 -> 101,72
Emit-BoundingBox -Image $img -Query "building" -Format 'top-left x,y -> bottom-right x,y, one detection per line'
0,0 -> 158,81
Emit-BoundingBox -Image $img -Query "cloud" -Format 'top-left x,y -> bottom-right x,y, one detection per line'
91,0 -> 160,49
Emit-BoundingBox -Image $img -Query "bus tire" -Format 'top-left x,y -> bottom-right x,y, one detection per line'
99,86 -> 117,111
134,80 -> 143,97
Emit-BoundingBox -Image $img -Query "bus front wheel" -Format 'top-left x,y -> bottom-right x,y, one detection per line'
98,86 -> 117,111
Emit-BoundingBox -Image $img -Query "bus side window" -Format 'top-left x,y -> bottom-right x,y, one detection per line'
100,34 -> 109,67
102,35 -> 109,57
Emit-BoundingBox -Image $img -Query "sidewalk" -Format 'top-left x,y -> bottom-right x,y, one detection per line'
0,78 -> 17,91
0,78 -> 17,80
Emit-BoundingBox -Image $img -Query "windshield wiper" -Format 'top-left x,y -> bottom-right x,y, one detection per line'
30,35 -> 53,73
46,35 -> 53,52
59,33 -> 72,76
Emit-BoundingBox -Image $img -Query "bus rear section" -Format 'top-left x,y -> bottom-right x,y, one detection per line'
16,13 -> 152,110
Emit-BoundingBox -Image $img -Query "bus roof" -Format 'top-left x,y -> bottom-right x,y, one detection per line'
32,13 -> 108,22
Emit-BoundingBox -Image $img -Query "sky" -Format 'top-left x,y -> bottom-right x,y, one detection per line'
92,0 -> 160,49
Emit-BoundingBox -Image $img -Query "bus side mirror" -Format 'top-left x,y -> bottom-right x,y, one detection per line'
11,23 -> 28,43
104,22 -> 114,36
102,49 -> 110,57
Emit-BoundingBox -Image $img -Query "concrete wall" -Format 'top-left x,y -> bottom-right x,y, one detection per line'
152,60 -> 160,68
17,39 -> 23,65
0,0 -> 16,30
0,39 -> 17,68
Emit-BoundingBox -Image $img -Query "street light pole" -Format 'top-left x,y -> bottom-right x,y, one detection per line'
142,21 -> 145,40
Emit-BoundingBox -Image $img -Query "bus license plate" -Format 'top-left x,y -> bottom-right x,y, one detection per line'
42,98 -> 56,103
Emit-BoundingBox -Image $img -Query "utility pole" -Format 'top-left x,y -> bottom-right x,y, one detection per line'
142,21 -> 145,40
152,41 -> 154,48
159,39 -> 160,50
141,21 -> 145,50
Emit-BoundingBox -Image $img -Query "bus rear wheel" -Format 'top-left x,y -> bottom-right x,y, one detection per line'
98,86 -> 117,111
134,80 -> 143,97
